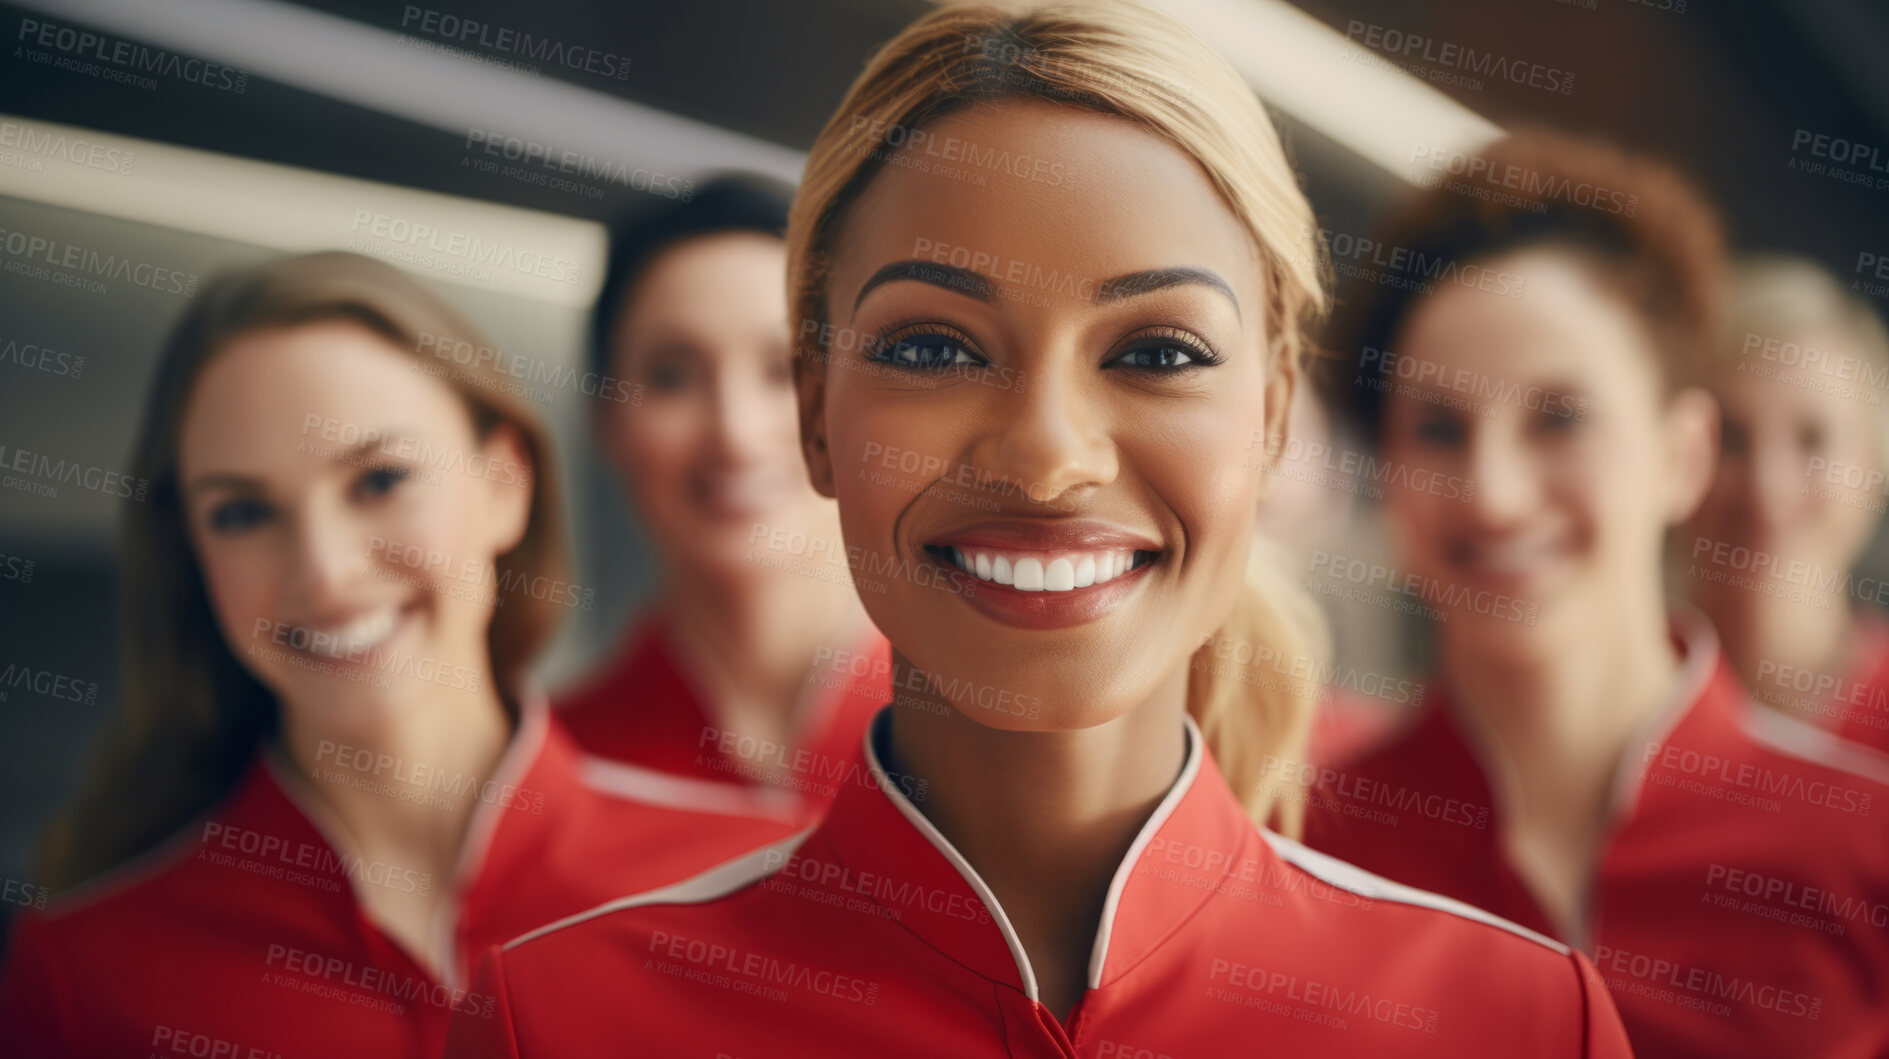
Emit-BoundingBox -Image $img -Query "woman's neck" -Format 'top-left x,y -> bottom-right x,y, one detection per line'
1440,593 -> 1681,938
884,658 -> 1190,1022
275,679 -> 514,976
658,557 -> 866,741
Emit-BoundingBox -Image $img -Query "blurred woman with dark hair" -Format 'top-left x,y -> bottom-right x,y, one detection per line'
1683,255 -> 1889,753
1304,129 -> 1889,1058
558,175 -> 890,824
0,252 -> 792,1058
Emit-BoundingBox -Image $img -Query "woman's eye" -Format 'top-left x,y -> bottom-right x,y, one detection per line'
1111,344 -> 1201,370
208,498 -> 273,534
870,331 -> 981,371
354,465 -> 410,500
1413,416 -> 1465,446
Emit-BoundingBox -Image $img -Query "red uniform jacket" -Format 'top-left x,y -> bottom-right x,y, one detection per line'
0,702 -> 796,1059
555,614 -> 892,823
1827,611 -> 1889,753
445,708 -> 1633,1058
1304,613 -> 1889,1059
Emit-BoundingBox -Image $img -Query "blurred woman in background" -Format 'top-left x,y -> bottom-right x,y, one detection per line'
0,252 -> 792,1058
1304,130 -> 1889,1059
447,6 -> 1631,1056
558,176 -> 889,824
1683,256 -> 1889,753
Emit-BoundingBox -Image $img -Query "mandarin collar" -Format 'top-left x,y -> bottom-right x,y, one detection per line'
818,706 -> 1258,1003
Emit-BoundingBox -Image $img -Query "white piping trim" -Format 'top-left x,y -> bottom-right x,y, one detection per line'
1260,831 -> 1571,956
1604,607 -> 1723,823
576,756 -> 805,824
1087,715 -> 1202,989
1739,704 -> 1889,787
502,827 -> 815,951
861,711 -> 1041,1002
262,689 -> 551,990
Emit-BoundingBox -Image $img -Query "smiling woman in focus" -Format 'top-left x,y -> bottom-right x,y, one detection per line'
444,5 -> 1633,1056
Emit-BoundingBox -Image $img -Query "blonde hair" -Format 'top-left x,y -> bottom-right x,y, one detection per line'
785,0 -> 1330,833
37,251 -> 570,893
1719,254 -> 1889,464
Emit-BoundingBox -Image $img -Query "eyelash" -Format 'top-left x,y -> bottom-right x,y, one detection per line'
862,322 -> 1223,374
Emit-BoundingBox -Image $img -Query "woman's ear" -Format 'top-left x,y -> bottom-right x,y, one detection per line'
1662,385 -> 1720,525
478,422 -> 536,556
794,330 -> 837,499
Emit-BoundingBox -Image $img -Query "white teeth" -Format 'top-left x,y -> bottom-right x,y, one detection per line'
301,608 -> 399,658
945,548 -> 1147,592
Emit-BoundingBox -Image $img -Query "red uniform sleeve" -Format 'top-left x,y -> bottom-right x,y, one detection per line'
0,912 -> 78,1058
443,944 -> 522,1059
1572,949 -> 1636,1058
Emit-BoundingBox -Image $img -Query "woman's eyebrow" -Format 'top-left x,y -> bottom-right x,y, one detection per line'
1096,267 -> 1240,319
853,260 -> 1240,320
854,261 -> 997,309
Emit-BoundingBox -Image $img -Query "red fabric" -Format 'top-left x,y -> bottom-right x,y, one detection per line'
446,709 -> 1631,1058
555,614 -> 892,822
1303,618 -> 1889,1059
0,709 -> 795,1059
1830,611 -> 1889,753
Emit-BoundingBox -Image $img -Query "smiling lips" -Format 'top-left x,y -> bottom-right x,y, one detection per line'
923,521 -> 1162,629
